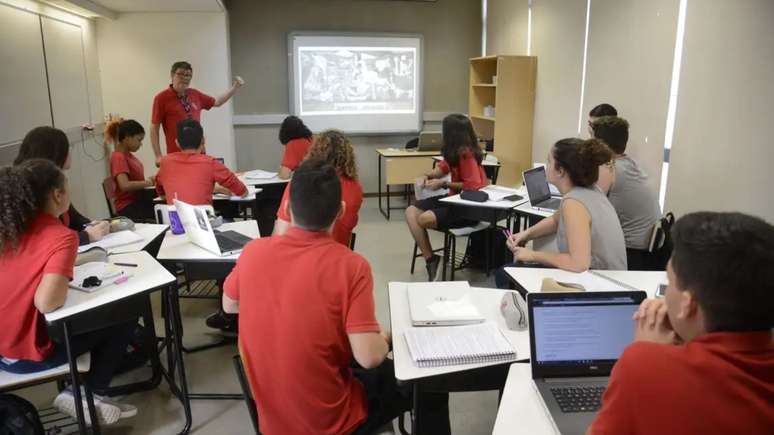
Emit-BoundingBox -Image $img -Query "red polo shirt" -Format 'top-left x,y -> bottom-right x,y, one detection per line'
438,149 -> 489,193
276,174 -> 363,247
151,86 -> 215,154
110,150 -> 146,212
224,228 -> 380,435
156,152 -> 247,205
280,137 -> 313,171
590,331 -> 774,435
0,214 -> 77,361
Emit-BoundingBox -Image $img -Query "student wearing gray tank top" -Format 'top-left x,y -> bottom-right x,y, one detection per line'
495,138 -> 627,288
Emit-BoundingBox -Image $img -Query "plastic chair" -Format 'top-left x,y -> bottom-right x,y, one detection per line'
102,176 -> 117,217
411,222 -> 490,281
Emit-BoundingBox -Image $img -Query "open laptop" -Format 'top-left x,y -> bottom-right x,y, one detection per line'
527,291 -> 646,435
417,131 -> 443,151
523,166 -> 562,211
173,199 -> 255,256
407,282 -> 485,326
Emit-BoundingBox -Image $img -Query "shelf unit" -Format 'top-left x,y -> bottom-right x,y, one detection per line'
469,55 -> 537,186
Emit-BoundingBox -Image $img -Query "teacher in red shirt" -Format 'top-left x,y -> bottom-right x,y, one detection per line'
150,61 -> 243,166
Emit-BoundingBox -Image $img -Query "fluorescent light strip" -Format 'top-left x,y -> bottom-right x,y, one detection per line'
527,0 -> 533,56
658,0 -> 688,210
482,0 -> 488,56
577,0 -> 592,134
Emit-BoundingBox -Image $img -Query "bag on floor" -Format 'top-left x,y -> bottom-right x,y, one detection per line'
0,394 -> 45,435
465,228 -> 509,270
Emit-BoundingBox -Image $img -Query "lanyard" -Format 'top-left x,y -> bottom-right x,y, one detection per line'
178,91 -> 193,119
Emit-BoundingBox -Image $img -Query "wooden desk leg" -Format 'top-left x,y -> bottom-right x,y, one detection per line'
62,321 -> 101,435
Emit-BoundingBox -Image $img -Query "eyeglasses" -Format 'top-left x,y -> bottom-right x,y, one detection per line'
174,72 -> 193,79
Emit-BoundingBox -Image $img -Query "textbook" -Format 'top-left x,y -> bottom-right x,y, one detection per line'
404,321 -> 516,368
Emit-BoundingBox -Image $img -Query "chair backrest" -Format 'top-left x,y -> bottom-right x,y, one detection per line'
404,137 -> 419,149
234,341 -> 260,434
349,232 -> 357,250
102,176 -> 117,217
154,204 -> 214,225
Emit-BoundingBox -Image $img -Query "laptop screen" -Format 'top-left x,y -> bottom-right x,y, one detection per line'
528,291 -> 646,377
523,167 -> 552,204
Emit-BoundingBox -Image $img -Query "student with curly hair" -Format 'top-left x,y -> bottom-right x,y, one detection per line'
496,138 -> 626,287
0,159 -> 137,425
273,129 -> 363,247
277,115 -> 314,179
14,126 -> 110,246
106,119 -> 156,221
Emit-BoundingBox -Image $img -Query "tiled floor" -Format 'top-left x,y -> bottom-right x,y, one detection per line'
17,197 -> 504,434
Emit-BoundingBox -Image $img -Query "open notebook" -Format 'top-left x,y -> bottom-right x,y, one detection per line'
70,262 -> 130,292
77,230 -> 143,253
404,321 -> 516,368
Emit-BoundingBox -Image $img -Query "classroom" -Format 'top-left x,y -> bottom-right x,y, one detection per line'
0,0 -> 772,434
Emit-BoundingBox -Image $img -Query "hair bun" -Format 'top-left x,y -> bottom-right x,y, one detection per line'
581,138 -> 612,166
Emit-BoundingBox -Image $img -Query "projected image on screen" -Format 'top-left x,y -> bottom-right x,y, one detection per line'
299,47 -> 416,115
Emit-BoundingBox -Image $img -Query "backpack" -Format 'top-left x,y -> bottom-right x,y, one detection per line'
464,227 -> 510,270
0,394 -> 45,435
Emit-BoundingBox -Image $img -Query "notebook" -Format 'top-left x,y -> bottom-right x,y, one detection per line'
404,321 -> 516,368
70,262 -> 130,292
77,230 -> 143,253
414,174 -> 451,201
243,169 -> 278,180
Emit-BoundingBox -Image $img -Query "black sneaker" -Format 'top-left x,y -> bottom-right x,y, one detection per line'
205,310 -> 238,333
425,255 -> 442,282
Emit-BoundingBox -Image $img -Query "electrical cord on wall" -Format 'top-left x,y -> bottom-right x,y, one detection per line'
79,126 -> 108,162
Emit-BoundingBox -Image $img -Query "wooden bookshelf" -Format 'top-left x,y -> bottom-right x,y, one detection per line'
469,55 -> 537,186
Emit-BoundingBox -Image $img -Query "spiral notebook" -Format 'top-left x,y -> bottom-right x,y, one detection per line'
404,321 -> 516,368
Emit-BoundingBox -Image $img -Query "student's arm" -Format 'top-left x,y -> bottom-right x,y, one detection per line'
449,155 -> 487,192
222,262 -> 241,314
34,233 -> 78,313
346,261 -> 386,369
348,332 -> 389,369
213,162 -> 248,197
150,96 -> 164,166
508,212 -> 559,248
519,199 -> 592,272
278,165 -> 292,180
272,218 -> 291,236
213,79 -> 242,107
115,173 -> 154,192
597,162 -> 615,195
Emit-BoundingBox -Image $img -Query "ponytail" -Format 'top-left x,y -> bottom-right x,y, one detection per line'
0,159 -> 66,252
104,117 -> 123,146
552,138 -> 612,187
104,118 -> 144,147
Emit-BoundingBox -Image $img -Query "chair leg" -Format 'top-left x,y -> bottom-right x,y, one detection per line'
441,232 -> 450,281
233,356 -> 260,434
450,234 -> 457,281
410,242 -> 418,274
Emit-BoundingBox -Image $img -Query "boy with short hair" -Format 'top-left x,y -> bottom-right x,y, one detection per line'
223,160 -> 450,435
155,119 -> 247,204
588,211 -> 774,434
591,116 -> 662,269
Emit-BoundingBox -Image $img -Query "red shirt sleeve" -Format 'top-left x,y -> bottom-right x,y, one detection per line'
588,345 -> 643,435
337,180 -> 362,237
280,138 -> 311,170
43,231 -> 78,280
345,259 -> 380,334
438,159 -> 451,175
276,183 -> 291,221
196,90 -> 216,111
213,162 -> 247,196
110,152 -> 130,177
458,153 -> 488,191
151,93 -> 164,124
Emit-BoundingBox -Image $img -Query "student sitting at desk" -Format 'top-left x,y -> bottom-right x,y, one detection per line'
0,159 -> 137,425
156,119 -> 247,204
277,115 -> 314,179
592,116 -> 662,270
106,119 -> 156,221
589,212 -> 774,435
405,113 -> 489,281
223,160 -> 450,435
273,129 -> 363,247
586,103 -> 617,136
14,126 -> 110,246
496,138 -> 626,288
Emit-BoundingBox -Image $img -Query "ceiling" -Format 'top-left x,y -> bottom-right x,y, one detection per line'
92,0 -> 223,13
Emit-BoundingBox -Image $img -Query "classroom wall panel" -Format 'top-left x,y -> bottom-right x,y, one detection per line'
486,0 -> 529,57
665,0 -> 774,221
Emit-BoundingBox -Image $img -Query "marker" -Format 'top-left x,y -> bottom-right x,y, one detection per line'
113,275 -> 130,285
113,262 -> 138,267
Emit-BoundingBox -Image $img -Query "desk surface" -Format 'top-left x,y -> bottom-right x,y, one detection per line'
441,185 -> 528,210
108,223 -> 168,254
432,155 -> 501,167
492,363 -> 557,435
213,185 -> 262,201
239,173 -> 290,186
505,267 -> 665,298
377,148 -> 440,157
156,220 -> 259,262
513,199 -> 555,218
46,251 -> 175,322
389,282 -> 530,382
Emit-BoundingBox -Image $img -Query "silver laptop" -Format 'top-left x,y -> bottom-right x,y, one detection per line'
173,199 -> 254,256
417,131 -> 443,151
407,282 -> 485,326
527,291 -> 646,435
523,166 -> 562,211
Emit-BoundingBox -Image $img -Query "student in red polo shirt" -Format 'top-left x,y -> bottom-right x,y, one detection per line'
150,61 -> 243,166
107,119 -> 156,221
0,159 -> 137,425
155,119 -> 247,205
277,115 -> 314,179
405,113 -> 490,281
273,129 -> 363,247
223,160 -> 450,435
588,211 -> 774,435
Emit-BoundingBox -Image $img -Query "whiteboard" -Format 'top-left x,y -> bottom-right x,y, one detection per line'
0,4 -> 52,145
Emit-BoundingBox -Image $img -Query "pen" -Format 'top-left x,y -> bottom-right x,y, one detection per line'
113,262 -> 138,267
113,275 -> 130,285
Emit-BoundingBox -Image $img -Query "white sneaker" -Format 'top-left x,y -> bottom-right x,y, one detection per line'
53,390 -> 121,425
93,393 -> 138,419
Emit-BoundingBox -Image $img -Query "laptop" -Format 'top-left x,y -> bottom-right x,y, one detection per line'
527,291 -> 646,435
523,166 -> 562,211
417,131 -> 443,151
173,199 -> 255,256
407,281 -> 485,326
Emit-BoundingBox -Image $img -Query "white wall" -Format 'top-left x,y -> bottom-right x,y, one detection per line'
96,11 -> 236,171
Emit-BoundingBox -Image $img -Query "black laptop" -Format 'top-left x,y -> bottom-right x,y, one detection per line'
527,291 -> 646,435
523,166 -> 562,211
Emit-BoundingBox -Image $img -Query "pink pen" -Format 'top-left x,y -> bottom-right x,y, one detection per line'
113,275 -> 130,285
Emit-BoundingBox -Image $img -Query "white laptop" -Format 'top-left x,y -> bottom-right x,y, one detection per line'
407,281 -> 485,326
173,199 -> 255,256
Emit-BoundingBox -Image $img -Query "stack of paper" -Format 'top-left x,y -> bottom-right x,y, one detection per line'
414,174 -> 451,201
244,169 -> 278,180
404,322 -> 516,368
481,185 -> 522,201
77,230 -> 143,253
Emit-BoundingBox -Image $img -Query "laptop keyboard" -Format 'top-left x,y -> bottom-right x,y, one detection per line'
539,197 -> 562,210
550,386 -> 605,413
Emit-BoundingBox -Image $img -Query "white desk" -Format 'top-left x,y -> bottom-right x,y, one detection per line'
440,185 -> 528,210
239,173 -> 290,187
212,185 -> 262,202
432,155 -> 501,167
389,282 -> 530,382
513,199 -> 555,219
156,220 -> 259,262
492,364 -> 557,435
46,251 -> 175,322
504,267 -> 664,298
107,223 -> 168,254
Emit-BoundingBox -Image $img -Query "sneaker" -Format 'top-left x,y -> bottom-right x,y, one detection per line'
53,390 -> 121,425
93,394 -> 138,419
205,310 -> 238,333
425,255 -> 442,282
